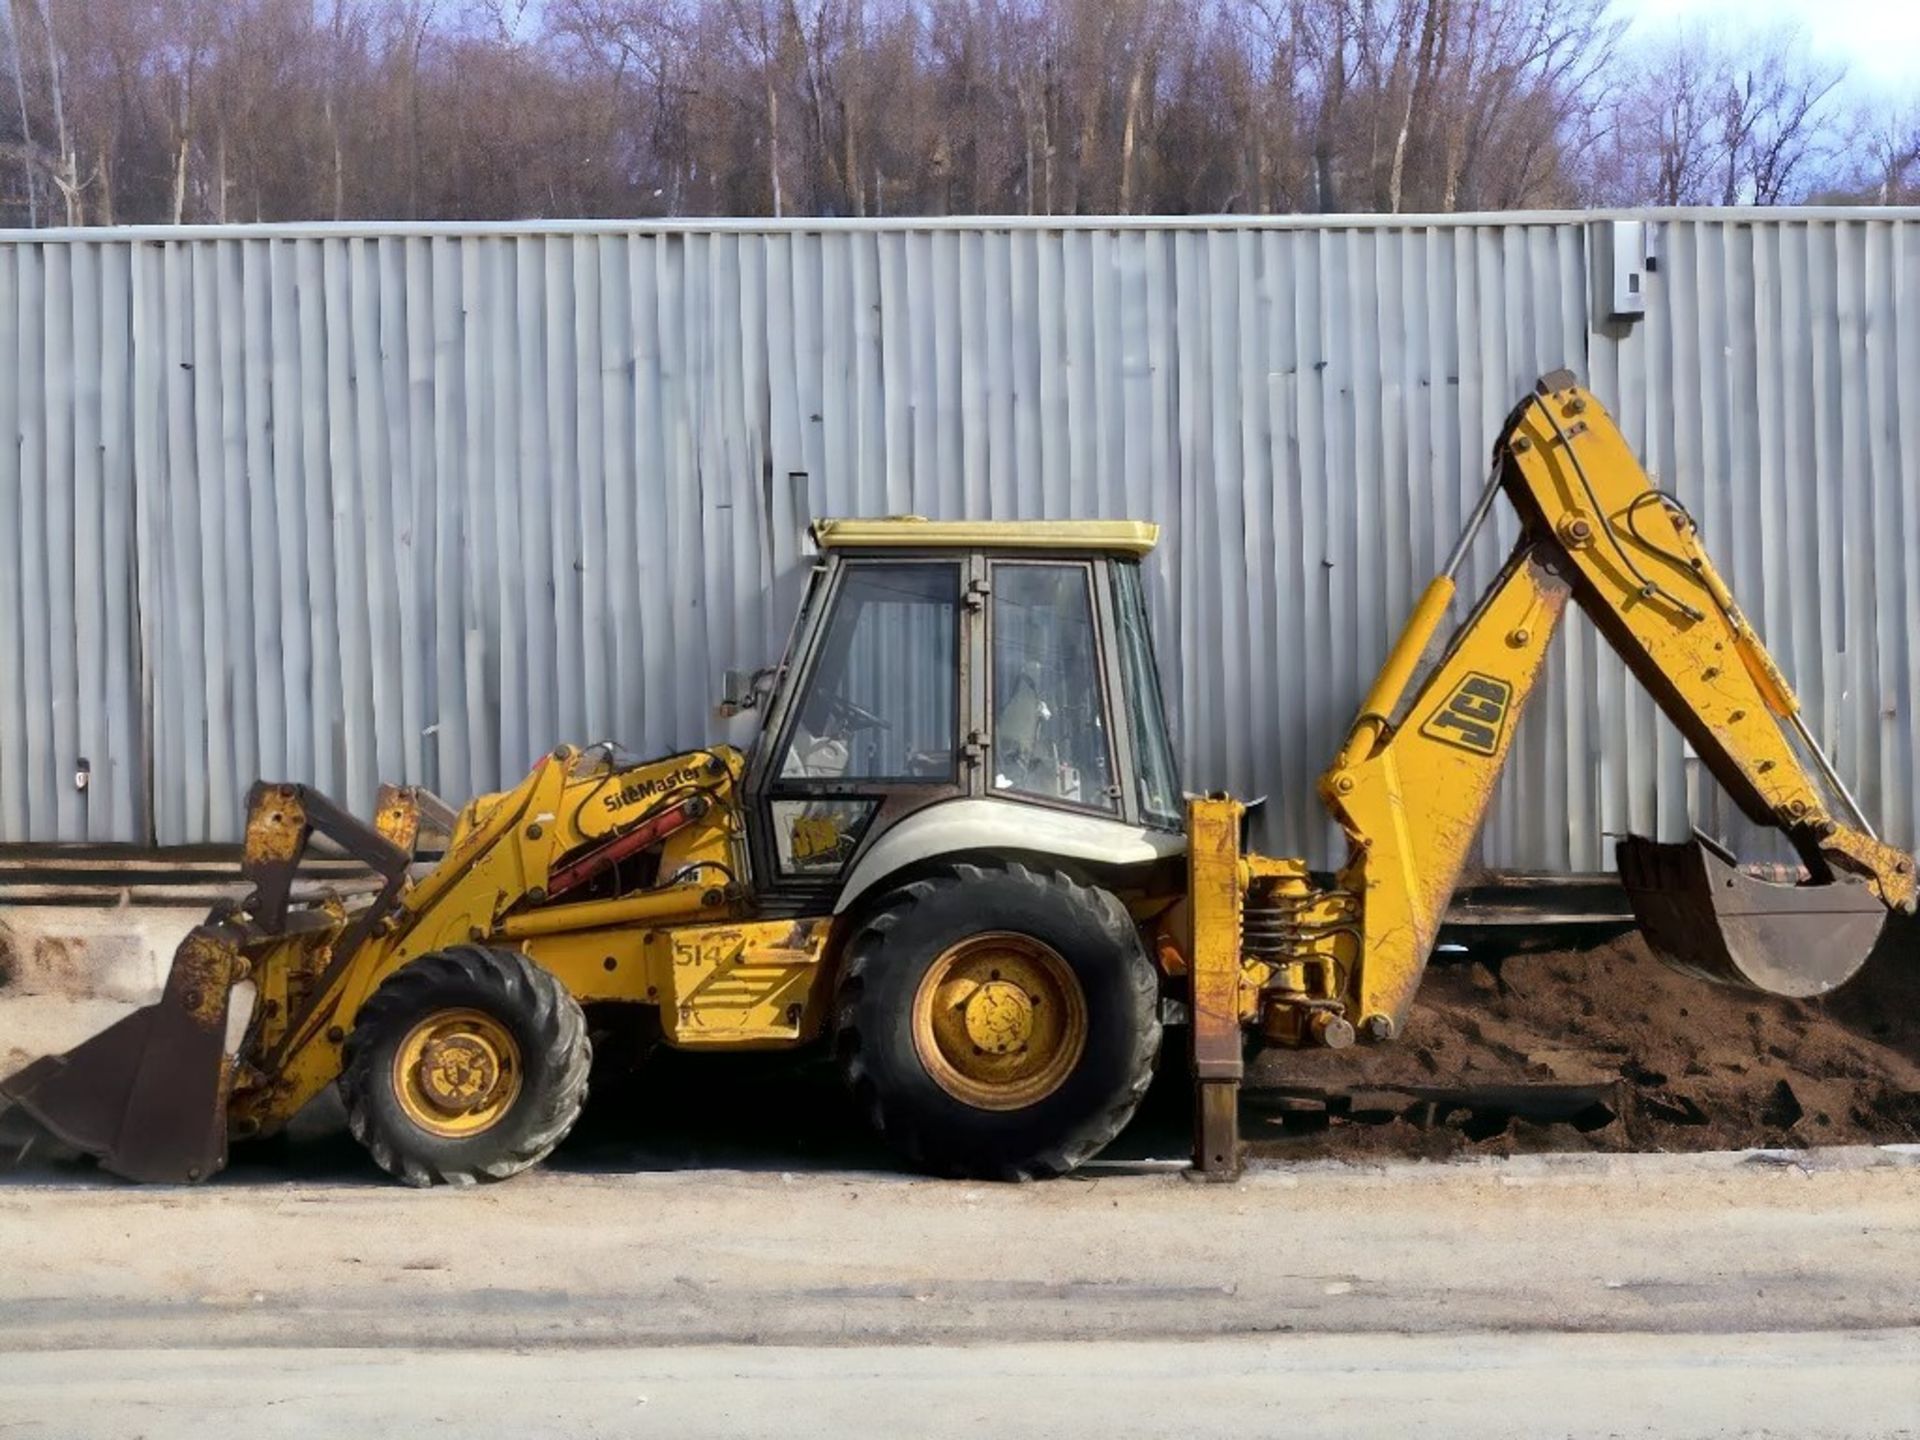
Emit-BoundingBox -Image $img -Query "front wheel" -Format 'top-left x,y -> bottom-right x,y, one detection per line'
834,863 -> 1161,1180
341,946 -> 590,1187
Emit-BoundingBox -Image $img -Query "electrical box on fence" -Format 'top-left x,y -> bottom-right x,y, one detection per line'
1596,219 -> 1657,324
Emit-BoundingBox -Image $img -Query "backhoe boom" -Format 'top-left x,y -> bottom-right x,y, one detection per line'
1188,369 -> 1916,1174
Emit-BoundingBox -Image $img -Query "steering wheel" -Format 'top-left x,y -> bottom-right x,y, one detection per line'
824,693 -> 893,733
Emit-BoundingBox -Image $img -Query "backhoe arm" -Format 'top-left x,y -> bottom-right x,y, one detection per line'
1499,374 -> 1913,912
1315,538 -> 1574,1034
1185,369 -> 1916,1174
1208,371 -> 1915,1064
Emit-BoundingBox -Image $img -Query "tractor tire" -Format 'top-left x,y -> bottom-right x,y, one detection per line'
341,946 -> 590,1187
834,862 -> 1160,1180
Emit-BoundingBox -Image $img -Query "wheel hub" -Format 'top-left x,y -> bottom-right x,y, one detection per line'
962,980 -> 1035,1055
911,934 -> 1089,1111
391,1008 -> 523,1138
415,1034 -> 505,1114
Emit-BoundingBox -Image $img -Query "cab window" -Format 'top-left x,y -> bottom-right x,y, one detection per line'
779,562 -> 960,783
1112,560 -> 1180,827
990,563 -> 1115,811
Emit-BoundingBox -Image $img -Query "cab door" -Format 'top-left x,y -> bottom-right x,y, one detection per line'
984,559 -> 1122,817
745,555 -> 976,909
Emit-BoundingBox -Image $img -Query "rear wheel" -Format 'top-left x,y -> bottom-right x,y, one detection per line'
341,946 -> 590,1187
835,863 -> 1160,1179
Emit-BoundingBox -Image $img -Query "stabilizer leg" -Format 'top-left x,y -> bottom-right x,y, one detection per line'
1187,795 -> 1245,1179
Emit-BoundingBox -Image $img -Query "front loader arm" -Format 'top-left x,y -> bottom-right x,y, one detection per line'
233,745 -> 747,1136
3,743 -> 751,1183
0,781 -> 421,1183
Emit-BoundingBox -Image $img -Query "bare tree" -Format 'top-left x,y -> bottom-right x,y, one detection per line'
26,0 -> 78,221
0,0 -> 1888,227
1597,22 -> 1844,208
715,0 -> 789,214
0,1 -> 36,222
1719,29 -> 1844,204
1857,103 -> 1920,203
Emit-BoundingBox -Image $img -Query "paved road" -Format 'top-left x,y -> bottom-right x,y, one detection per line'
6,1331 -> 1917,1439
2,1147 -> 1918,1436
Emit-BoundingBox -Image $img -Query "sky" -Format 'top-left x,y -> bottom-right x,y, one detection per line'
1616,0 -> 1920,93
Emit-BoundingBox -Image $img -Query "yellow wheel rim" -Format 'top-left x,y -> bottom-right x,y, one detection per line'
391,1008 -> 523,1139
911,933 -> 1088,1111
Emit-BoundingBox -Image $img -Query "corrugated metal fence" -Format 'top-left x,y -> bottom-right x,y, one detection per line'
1,212 -> 1915,867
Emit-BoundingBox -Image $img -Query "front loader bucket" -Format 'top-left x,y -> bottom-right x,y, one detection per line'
1617,832 -> 1887,998
1,779 -> 418,1184
0,924 -> 247,1182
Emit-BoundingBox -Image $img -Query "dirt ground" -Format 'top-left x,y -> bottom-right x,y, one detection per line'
5,915 -> 1917,1177
1245,922 -> 1920,1162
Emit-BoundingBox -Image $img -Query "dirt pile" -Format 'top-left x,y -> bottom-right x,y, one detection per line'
1244,922 -> 1920,1161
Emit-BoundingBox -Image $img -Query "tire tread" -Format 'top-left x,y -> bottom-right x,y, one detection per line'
341,945 -> 590,1188
835,863 -> 1160,1180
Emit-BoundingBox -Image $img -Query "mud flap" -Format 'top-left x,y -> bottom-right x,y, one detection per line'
1617,831 -> 1887,998
0,924 -> 249,1182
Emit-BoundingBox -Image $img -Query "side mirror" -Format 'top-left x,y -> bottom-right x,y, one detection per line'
717,668 -> 758,718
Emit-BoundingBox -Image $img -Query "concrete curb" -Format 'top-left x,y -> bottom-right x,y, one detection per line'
0,905 -> 197,1004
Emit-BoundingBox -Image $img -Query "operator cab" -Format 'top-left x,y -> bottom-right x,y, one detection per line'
739,519 -> 1182,906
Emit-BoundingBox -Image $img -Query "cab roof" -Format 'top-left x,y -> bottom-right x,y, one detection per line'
810,516 -> 1159,556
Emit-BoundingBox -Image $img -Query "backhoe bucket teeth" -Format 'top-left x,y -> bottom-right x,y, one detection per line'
1617,833 -> 1886,998
0,924 -> 248,1182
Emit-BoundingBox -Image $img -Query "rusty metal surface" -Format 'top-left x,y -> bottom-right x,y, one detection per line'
242,788 -> 307,864
1617,832 -> 1888,997
1185,795 -> 1246,1175
0,920 -> 247,1181
371,784 -> 422,854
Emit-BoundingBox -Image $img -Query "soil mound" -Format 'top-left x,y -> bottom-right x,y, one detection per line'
1245,921 -> 1920,1161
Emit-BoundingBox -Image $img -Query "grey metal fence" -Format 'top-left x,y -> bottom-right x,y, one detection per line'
1,212 -> 1915,869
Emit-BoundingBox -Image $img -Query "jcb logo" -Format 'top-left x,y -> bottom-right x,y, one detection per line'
1420,672 -> 1512,757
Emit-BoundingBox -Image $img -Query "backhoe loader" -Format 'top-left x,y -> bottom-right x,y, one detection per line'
4,371 -> 1913,1185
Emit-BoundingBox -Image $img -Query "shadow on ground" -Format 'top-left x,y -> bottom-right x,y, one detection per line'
0,1040 -> 1205,1188
6,922 -> 1915,1188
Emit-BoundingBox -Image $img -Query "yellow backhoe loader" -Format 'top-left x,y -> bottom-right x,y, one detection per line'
5,372 -> 1913,1185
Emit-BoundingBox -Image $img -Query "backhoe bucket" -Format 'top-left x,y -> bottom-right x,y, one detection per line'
0,923 -> 249,1182
1617,832 -> 1886,998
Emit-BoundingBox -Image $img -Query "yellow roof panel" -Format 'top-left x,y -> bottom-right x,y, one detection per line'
811,516 -> 1160,556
